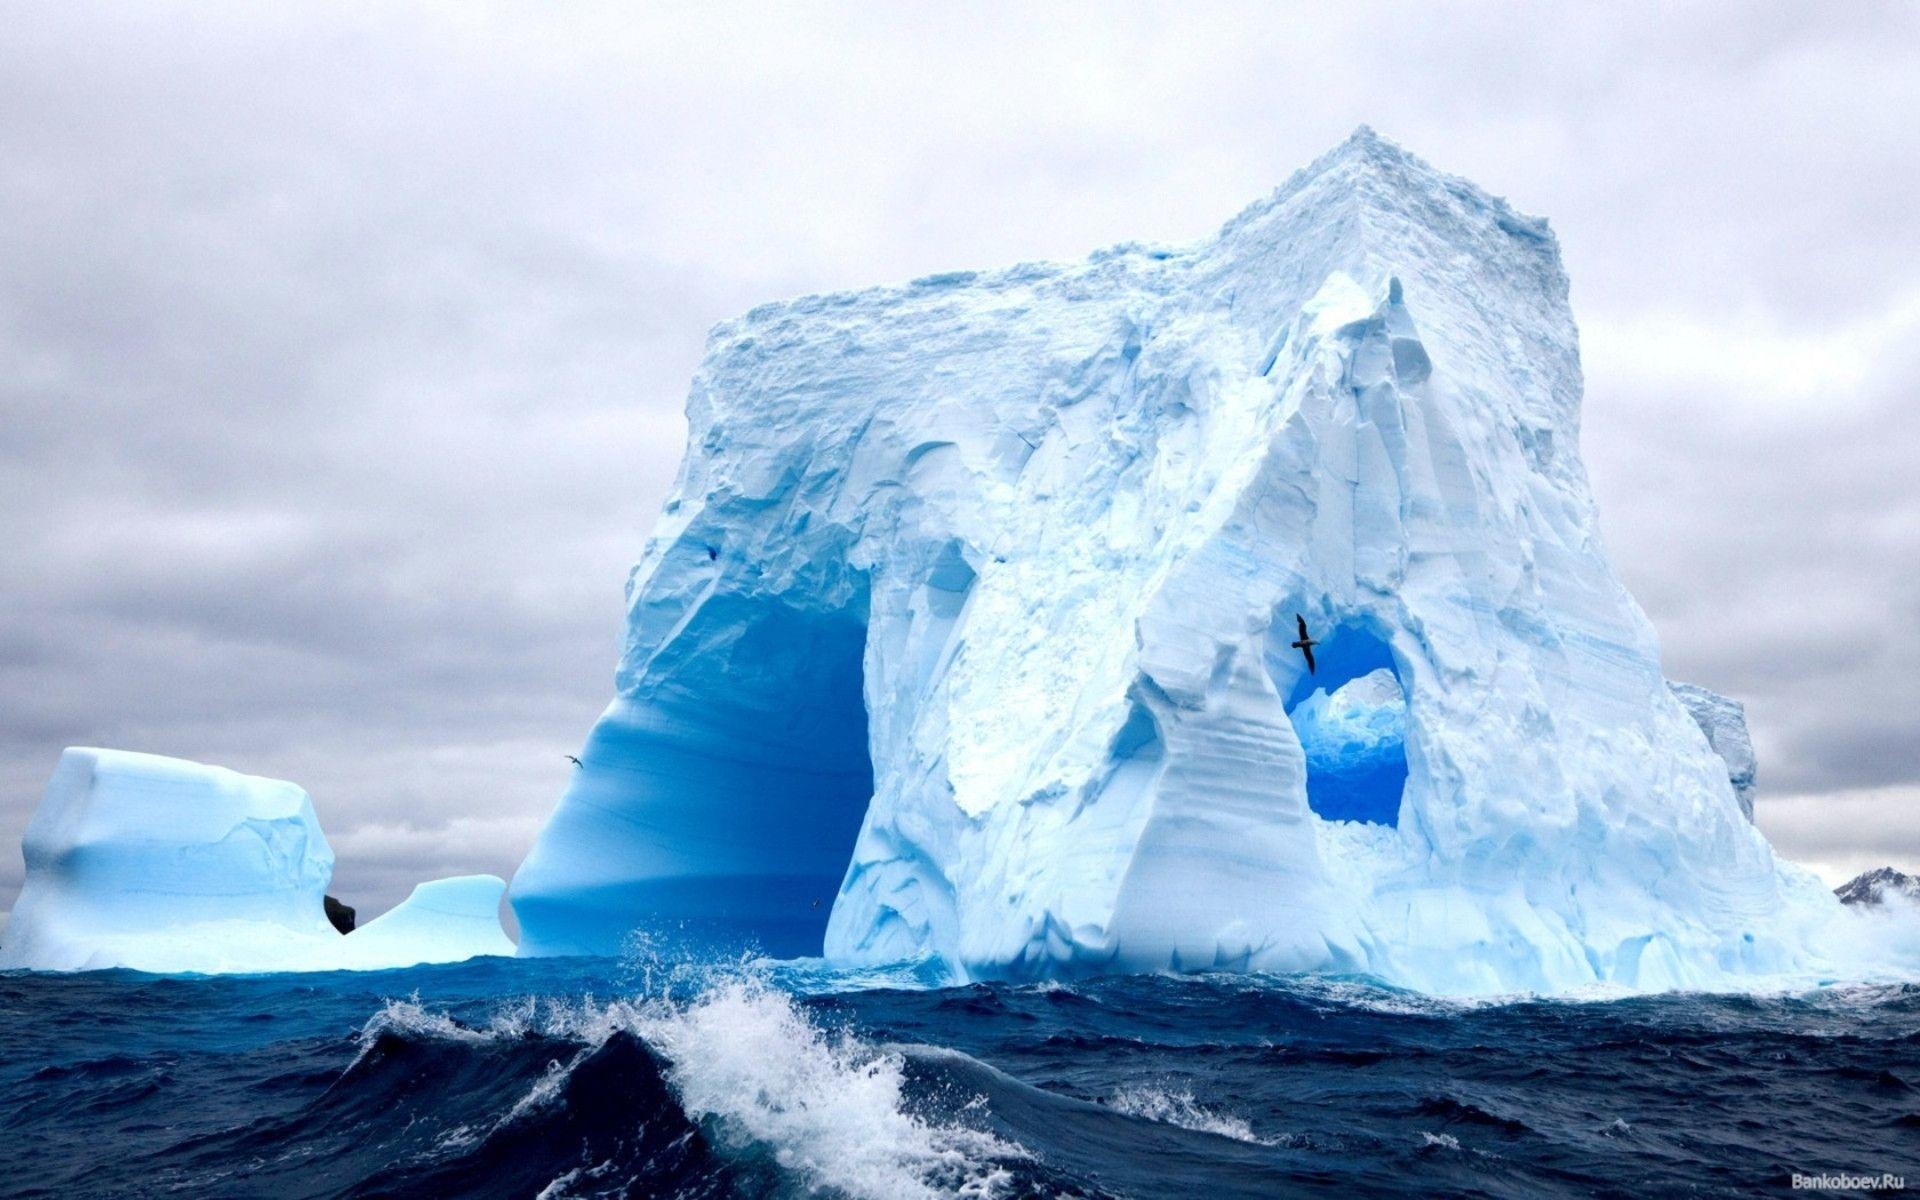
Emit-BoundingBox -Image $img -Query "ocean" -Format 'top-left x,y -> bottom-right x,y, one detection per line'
3,954 -> 1916,1198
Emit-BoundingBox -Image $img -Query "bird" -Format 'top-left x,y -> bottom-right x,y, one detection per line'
1290,614 -> 1318,674
564,754 -> 582,768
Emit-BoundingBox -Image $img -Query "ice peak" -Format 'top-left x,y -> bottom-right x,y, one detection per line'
1228,125 -> 1434,214
1325,122 -> 1409,167
1220,126 -> 1551,259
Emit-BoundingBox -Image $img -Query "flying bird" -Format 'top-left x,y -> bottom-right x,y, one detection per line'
1290,614 -> 1318,675
564,755 -> 582,768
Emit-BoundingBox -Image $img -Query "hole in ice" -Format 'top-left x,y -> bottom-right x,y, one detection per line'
526,594 -> 875,960
690,600 -> 874,956
1275,624 -> 1408,827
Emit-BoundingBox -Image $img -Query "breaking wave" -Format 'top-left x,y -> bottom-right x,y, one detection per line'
336,977 -> 1035,1199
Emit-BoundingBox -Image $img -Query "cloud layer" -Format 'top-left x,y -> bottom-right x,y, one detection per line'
2,2 -> 1914,914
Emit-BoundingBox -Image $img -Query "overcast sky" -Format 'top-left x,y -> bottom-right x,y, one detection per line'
1,2 -> 1915,919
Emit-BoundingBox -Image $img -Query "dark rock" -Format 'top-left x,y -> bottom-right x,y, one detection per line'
324,895 -> 356,934
1835,868 -> 1920,908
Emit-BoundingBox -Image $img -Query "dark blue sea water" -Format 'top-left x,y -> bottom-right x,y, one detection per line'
3,955 -> 1917,1198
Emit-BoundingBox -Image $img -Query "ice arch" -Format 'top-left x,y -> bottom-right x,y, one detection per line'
512,583 -> 874,958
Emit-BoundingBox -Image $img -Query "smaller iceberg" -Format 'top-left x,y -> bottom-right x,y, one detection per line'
0,748 -> 513,974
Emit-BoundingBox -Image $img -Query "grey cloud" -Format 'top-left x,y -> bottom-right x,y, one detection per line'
1585,316 -> 1920,797
1759,787 -> 1920,887
1,1 -> 1916,916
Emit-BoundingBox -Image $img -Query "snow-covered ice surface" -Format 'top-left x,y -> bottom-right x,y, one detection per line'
1,748 -> 513,974
512,128 -> 1910,994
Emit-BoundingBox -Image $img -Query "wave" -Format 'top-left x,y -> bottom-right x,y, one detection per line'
333,979 -> 1040,1200
1103,1085 -> 1288,1145
627,981 -> 1029,1200
10,962 -> 1920,1198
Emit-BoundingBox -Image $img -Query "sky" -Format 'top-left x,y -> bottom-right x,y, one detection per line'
1,1 -> 1915,920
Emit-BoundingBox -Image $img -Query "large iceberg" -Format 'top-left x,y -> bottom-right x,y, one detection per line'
511,129 -> 1852,993
1,748 -> 513,973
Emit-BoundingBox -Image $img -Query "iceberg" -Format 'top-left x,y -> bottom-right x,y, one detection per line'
0,748 -> 337,973
0,747 -> 513,974
511,128 -> 1853,993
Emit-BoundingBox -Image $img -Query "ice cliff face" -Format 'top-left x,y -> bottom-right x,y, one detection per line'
1669,681 -> 1758,821
512,128 -> 1841,993
1,748 -> 513,973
